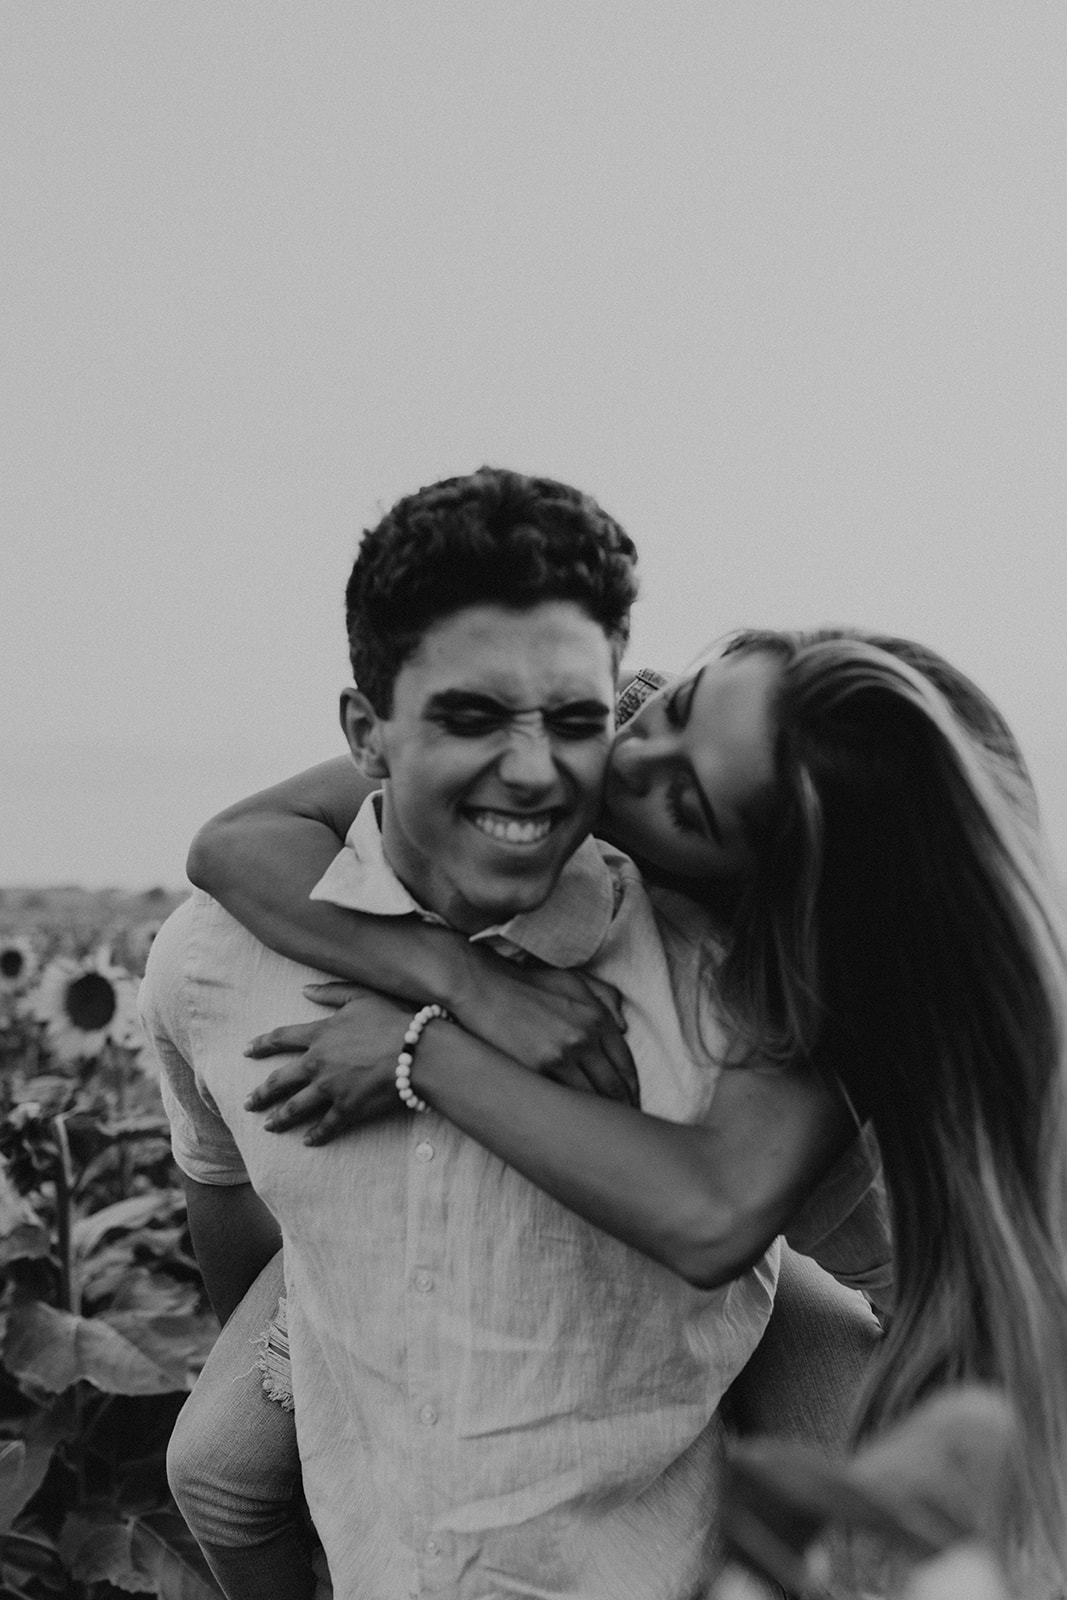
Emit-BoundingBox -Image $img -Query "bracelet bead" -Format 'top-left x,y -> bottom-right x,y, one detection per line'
395,1003 -> 453,1113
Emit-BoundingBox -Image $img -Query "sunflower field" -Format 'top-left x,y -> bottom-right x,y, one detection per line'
0,888 -> 223,1600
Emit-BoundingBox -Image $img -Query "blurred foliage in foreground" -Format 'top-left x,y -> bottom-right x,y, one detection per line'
0,888 -> 223,1599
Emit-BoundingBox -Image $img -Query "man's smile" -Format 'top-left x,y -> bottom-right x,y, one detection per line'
464,807 -> 559,846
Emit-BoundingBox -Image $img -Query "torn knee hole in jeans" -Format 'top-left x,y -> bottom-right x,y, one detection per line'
254,1294 -> 294,1412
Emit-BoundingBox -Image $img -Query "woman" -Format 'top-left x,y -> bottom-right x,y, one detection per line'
173,629 -> 1067,1592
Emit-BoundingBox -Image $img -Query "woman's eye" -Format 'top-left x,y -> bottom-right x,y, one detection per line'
665,775 -> 701,836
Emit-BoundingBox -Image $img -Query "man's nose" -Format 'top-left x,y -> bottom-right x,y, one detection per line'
497,719 -> 558,790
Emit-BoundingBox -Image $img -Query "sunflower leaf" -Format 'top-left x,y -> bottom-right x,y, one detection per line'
0,1526 -> 68,1589
0,1162 -> 49,1265
0,1395 -> 79,1532
59,1506 -> 221,1598
3,1300 -> 214,1395
72,1192 -> 175,1259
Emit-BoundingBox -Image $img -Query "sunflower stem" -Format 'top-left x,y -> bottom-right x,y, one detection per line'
51,1112 -> 77,1314
107,1042 -> 132,1199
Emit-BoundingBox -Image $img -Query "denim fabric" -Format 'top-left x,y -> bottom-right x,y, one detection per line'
167,1250 -> 327,1600
784,1125 -> 894,1319
723,1244 -> 883,1452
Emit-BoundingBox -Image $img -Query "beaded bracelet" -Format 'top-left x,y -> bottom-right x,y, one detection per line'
395,1003 -> 453,1112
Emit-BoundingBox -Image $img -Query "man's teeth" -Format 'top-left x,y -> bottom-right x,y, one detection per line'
470,811 -> 554,844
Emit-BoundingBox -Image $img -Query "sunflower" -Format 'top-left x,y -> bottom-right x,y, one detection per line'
0,935 -> 39,994
30,948 -> 141,1064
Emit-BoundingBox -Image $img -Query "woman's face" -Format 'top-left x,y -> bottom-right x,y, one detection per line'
601,648 -> 781,886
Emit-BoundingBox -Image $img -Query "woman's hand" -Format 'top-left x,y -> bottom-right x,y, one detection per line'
244,964 -> 641,1147
309,962 -> 640,1107
243,987 -> 412,1145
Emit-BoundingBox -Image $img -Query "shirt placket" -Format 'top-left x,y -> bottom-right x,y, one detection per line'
403,1112 -> 456,1595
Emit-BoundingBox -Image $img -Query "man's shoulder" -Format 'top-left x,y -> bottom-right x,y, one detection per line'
141,890 -> 323,1022
139,893 -> 196,1016
142,890 -> 245,986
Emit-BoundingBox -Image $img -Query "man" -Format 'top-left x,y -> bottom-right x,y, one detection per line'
142,467 -> 859,1600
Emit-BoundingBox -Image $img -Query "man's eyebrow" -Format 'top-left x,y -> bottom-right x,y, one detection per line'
424,690 -> 611,716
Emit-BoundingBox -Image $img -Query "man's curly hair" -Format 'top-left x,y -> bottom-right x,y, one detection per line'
346,467 -> 639,711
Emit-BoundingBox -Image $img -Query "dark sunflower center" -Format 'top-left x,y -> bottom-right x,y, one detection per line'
0,950 -> 24,978
66,973 -> 118,1031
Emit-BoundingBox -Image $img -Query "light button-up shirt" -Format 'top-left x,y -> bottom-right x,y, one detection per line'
144,799 -> 777,1600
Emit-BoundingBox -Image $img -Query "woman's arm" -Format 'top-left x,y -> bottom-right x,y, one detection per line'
187,758 -> 375,977
421,1034 -> 853,1287
245,991 -> 853,1289
188,761 -> 637,1100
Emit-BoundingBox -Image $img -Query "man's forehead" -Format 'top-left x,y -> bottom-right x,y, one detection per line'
400,602 -> 616,699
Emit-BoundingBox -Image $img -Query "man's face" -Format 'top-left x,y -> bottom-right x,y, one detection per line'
345,601 -> 616,933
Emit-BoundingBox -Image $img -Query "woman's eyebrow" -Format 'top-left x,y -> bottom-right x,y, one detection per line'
673,666 -> 705,726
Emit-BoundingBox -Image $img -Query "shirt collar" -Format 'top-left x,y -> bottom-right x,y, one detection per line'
310,794 -> 615,968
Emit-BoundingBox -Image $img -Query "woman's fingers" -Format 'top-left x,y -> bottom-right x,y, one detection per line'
597,1031 -> 641,1105
245,1022 -> 320,1058
576,975 -> 627,1028
245,1059 -> 312,1110
304,1107 -> 347,1146
262,1085 -> 327,1131
302,981 -> 366,1008
522,966 -> 626,1028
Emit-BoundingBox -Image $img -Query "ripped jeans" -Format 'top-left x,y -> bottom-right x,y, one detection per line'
166,1249 -> 330,1600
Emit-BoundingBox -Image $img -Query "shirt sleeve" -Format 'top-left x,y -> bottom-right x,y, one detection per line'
783,1123 -> 895,1319
139,903 -> 250,1188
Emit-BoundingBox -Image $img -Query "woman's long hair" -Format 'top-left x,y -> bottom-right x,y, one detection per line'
716,628 -> 1067,1571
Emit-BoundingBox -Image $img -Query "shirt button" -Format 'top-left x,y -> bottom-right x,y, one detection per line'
418,1403 -> 438,1426
414,1140 -> 434,1162
414,1270 -> 434,1293
424,1537 -> 440,1556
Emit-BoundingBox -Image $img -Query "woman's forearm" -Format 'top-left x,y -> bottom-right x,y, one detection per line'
186,767 -> 479,1011
415,1023 -> 852,1289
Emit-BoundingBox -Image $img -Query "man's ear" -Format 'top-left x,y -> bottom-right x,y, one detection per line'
340,688 -> 389,780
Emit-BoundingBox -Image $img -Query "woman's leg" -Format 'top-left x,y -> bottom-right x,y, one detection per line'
723,1244 -> 883,1453
167,1248 -> 325,1600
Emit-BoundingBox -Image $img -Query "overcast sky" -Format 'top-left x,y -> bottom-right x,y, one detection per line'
3,3 -> 1066,887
